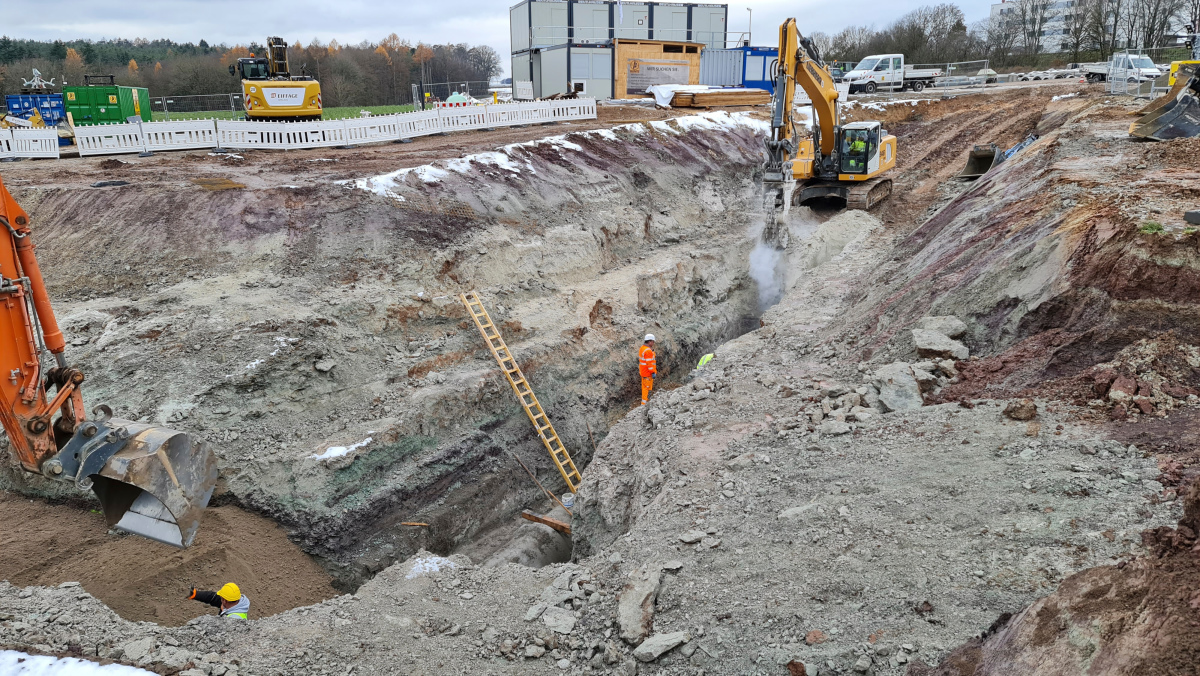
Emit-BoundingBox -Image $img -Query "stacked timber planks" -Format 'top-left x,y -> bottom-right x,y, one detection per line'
673,89 -> 771,108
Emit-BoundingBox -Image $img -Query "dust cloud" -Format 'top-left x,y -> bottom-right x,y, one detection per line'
749,238 -> 785,310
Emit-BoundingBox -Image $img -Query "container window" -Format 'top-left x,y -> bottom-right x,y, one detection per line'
686,46 -> 698,53
572,53 -> 592,79
663,45 -> 683,53
746,55 -> 766,80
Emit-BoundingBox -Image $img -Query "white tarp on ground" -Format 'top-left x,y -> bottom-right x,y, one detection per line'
0,651 -> 154,675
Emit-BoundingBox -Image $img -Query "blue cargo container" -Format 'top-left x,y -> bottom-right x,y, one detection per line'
739,46 -> 778,93
6,93 -> 67,125
698,46 -> 778,92
5,94 -> 69,145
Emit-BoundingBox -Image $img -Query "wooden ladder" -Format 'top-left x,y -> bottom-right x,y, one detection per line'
459,290 -> 581,493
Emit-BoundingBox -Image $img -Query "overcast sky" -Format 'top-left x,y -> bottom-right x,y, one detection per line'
5,0 -> 997,76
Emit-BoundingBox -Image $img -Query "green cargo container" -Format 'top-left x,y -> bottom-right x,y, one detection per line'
63,85 -> 151,126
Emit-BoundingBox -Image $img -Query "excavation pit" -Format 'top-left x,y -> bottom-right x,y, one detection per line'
0,491 -> 337,625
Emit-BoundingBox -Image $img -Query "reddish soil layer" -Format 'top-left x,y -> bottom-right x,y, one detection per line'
0,492 -> 336,625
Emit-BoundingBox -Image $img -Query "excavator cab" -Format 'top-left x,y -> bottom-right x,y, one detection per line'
839,125 -> 877,174
230,58 -> 270,80
838,122 -> 883,176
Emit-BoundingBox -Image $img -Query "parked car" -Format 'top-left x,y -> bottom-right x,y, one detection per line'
830,67 -> 845,83
976,68 -> 998,84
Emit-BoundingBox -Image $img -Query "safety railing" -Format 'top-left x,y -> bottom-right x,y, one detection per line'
59,99 -> 596,158
0,128 -> 61,159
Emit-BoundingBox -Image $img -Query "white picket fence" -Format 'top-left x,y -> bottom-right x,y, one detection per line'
53,99 -> 596,158
0,128 -> 62,160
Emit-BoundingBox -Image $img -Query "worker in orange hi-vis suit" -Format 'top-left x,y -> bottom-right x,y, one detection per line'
639,334 -> 657,405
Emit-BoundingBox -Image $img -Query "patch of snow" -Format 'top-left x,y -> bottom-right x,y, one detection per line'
311,436 -> 373,460
0,651 -> 153,675
1051,92 -> 1078,101
245,359 -> 264,370
348,111 -> 768,200
406,554 -> 457,579
844,98 -> 934,112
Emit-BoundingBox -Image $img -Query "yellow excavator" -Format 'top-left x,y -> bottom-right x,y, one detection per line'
762,19 -> 896,247
230,37 -> 322,121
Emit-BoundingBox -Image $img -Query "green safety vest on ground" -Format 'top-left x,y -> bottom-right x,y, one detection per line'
696,353 -> 714,369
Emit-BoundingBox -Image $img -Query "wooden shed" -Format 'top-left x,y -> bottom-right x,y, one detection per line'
613,39 -> 704,99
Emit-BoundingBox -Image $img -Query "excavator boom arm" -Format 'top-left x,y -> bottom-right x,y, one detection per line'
771,19 -> 841,163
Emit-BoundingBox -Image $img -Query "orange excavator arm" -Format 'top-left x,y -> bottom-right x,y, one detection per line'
0,175 -> 84,472
0,175 -> 218,548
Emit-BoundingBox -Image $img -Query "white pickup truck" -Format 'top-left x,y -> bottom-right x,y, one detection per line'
1076,53 -> 1163,83
843,54 -> 943,94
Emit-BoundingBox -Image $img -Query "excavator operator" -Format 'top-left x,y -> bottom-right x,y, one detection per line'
843,129 -> 869,172
188,583 -> 250,619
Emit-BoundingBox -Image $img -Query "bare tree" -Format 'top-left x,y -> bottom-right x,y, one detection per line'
1064,0 -> 1097,61
985,12 -> 1022,65
808,31 -> 834,61
1135,0 -> 1185,47
1017,0 -> 1059,59
828,25 -> 876,62
1087,0 -> 1125,58
1186,0 -> 1200,33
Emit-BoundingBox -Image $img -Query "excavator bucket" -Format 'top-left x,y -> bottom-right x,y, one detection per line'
1135,64 -> 1195,116
69,419 -> 218,548
956,143 -> 1005,180
1130,73 -> 1200,141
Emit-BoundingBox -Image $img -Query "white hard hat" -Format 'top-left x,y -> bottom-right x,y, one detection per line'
644,334 -> 656,342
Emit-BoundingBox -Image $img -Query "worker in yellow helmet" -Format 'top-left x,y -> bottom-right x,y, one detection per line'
188,583 -> 250,619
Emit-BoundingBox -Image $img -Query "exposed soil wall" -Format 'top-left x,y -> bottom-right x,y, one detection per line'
1,113 -> 771,587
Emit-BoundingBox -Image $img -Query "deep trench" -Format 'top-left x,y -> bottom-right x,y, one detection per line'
0,118 -> 784,619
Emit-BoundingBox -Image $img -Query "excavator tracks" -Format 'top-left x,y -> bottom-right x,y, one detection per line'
844,177 -> 893,211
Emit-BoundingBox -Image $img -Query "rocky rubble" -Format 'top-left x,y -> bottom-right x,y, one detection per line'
907,482 -> 1200,675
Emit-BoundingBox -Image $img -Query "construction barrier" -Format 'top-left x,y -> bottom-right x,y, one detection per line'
75,122 -> 150,156
0,128 -> 61,159
216,119 -> 353,150
141,119 -> 220,153
48,99 -> 597,159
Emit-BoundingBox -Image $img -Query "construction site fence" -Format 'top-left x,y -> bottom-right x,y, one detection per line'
413,81 -> 495,109
0,128 -> 60,160
150,93 -> 244,119
1,99 -> 597,159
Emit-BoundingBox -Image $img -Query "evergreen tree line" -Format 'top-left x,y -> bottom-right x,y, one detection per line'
0,35 -> 502,107
811,0 -> 1198,69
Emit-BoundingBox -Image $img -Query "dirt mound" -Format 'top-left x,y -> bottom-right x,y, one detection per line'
907,483 -> 1200,676
837,92 -> 1200,402
0,492 -> 336,626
